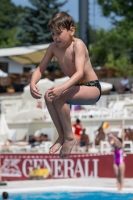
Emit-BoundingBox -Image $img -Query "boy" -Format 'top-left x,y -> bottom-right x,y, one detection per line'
30,12 -> 101,158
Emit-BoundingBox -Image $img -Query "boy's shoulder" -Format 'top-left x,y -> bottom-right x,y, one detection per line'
48,42 -> 58,53
49,42 -> 56,48
73,38 -> 86,48
74,38 -> 84,44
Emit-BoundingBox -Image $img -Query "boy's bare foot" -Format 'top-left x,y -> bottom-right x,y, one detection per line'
49,137 -> 64,154
59,138 -> 77,158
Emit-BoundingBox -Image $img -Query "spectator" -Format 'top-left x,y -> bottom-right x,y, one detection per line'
2,134 -> 43,150
119,76 -> 130,94
80,128 -> 90,152
73,118 -> 83,139
40,133 -> 51,142
2,192 -> 8,199
95,126 -> 105,146
131,83 -> 133,94
108,133 -> 125,191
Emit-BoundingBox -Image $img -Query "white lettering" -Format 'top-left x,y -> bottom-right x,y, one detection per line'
64,159 -> 75,178
83,159 -> 90,177
22,159 -> 32,177
52,159 -> 64,178
74,159 -> 84,177
43,159 -> 52,175
33,159 -> 43,169
93,159 -> 99,178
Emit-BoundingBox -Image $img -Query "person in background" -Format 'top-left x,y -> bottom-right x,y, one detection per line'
2,192 -> 8,200
95,126 -> 105,146
73,118 -> 83,140
119,76 -> 130,94
80,128 -> 90,152
40,133 -> 51,142
72,118 -> 83,151
108,133 -> 125,192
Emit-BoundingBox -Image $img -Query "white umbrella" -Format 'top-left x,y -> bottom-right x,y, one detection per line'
0,69 -> 8,77
100,82 -> 113,92
0,113 -> 9,153
22,78 -> 54,100
10,108 -> 46,122
54,76 -> 69,86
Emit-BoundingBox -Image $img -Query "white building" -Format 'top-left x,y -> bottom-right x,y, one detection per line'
0,43 -> 50,74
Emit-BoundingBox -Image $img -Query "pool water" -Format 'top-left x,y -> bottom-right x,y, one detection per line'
1,191 -> 133,200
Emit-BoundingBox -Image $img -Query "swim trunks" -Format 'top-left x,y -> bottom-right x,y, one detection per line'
76,80 -> 101,102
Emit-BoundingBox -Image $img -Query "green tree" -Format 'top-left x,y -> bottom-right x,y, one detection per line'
0,0 -> 24,47
89,0 -> 133,76
97,0 -> 133,20
16,0 -> 67,45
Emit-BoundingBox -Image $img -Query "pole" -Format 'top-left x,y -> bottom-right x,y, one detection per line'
0,102 -> 7,186
79,0 -> 89,49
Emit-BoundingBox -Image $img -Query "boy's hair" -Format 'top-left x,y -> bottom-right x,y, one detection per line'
47,12 -> 75,31
2,192 -> 8,199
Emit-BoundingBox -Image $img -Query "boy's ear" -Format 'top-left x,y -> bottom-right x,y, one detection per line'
70,26 -> 75,36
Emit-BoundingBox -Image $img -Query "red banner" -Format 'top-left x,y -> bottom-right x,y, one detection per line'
1,153 -> 133,181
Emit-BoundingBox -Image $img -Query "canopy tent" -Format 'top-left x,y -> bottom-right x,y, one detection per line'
9,49 -> 57,65
0,43 -> 56,64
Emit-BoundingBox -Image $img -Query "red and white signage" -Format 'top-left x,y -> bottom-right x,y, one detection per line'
1,153 -> 133,181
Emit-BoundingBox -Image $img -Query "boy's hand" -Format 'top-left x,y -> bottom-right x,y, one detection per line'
30,84 -> 42,99
48,86 -> 63,100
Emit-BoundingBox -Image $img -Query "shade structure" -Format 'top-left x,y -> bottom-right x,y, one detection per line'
22,78 -> 54,100
9,50 -> 57,65
0,43 -> 56,64
10,108 -> 46,122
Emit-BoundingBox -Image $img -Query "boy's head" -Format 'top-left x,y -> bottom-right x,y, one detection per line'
2,192 -> 8,199
47,12 -> 75,32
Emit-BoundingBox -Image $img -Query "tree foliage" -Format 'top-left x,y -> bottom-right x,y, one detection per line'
16,0 -> 67,45
90,0 -> 133,76
0,0 -> 24,47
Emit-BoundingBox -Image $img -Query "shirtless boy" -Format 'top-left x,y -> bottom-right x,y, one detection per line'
30,12 -> 101,158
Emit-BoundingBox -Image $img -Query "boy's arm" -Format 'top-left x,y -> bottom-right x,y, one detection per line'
30,43 -> 54,85
30,43 -> 54,98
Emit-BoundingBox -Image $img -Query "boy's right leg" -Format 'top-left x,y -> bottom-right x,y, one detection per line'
44,90 -> 64,153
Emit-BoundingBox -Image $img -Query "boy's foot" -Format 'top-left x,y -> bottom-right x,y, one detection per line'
49,137 -> 64,154
59,138 -> 77,158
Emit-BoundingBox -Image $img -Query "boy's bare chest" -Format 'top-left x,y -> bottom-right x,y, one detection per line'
54,49 -> 75,74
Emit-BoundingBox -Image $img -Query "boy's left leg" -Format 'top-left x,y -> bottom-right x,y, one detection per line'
53,85 -> 100,158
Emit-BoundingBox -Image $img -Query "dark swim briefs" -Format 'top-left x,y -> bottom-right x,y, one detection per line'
75,80 -> 101,103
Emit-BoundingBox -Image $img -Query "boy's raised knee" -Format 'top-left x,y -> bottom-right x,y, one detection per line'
44,90 -> 52,103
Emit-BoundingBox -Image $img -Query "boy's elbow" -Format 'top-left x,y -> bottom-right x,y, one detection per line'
77,71 -> 84,79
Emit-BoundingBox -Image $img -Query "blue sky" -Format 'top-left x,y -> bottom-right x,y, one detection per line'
12,0 -> 112,30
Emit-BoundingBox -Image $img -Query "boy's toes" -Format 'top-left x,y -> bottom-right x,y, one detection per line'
60,153 -> 66,159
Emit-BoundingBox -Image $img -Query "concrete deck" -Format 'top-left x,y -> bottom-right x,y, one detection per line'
0,178 -> 133,194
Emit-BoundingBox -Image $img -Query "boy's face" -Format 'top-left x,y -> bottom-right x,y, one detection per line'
51,26 -> 75,48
